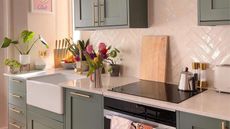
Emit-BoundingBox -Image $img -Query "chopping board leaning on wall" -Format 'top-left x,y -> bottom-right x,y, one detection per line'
140,35 -> 169,83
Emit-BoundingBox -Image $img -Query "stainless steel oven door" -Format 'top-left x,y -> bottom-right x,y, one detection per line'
104,109 -> 176,129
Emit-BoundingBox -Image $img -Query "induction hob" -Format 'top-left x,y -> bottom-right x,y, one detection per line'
110,80 -> 204,103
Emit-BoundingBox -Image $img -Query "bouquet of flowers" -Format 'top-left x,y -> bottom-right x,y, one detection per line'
84,42 -> 120,76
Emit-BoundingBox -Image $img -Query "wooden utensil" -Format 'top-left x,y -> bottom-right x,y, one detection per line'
61,39 -> 65,59
140,35 -> 169,82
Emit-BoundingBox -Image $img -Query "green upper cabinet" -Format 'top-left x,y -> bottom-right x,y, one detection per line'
65,89 -> 104,129
99,0 -> 128,27
74,0 -> 97,28
74,0 -> 148,30
198,0 -> 230,25
177,112 -> 229,129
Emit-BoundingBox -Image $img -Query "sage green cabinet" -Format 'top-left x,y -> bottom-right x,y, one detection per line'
74,0 -> 148,29
99,0 -> 128,26
74,0 -> 97,28
177,112 -> 229,129
27,106 -> 64,129
65,89 -> 104,129
8,77 -> 27,129
198,0 -> 230,25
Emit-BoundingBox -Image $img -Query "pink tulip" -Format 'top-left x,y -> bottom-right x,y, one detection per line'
75,56 -> 80,62
86,45 -> 93,54
99,43 -> 106,51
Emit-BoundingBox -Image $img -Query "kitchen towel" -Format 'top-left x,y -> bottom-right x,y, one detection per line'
132,123 -> 156,129
110,116 -> 132,129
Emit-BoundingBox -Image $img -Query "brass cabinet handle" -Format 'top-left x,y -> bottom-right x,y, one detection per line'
10,108 -> 22,114
9,93 -> 22,99
12,79 -> 23,84
70,92 -> 91,98
9,122 -> 22,129
99,0 -> 105,24
93,2 -> 99,26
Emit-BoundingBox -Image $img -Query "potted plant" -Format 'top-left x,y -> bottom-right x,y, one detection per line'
84,42 -> 120,87
4,58 -> 21,74
1,30 -> 49,65
106,48 -> 121,76
66,38 -> 90,71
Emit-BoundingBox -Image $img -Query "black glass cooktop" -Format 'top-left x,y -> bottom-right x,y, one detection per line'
110,80 -> 205,104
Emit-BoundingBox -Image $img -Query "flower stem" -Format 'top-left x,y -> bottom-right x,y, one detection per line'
26,38 -> 39,54
14,45 -> 23,55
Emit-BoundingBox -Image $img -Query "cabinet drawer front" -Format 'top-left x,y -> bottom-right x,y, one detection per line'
178,112 -> 222,129
65,89 -> 104,129
9,104 -> 26,123
9,78 -> 26,94
67,89 -> 102,102
9,92 -> 26,108
9,119 -> 26,129
27,111 -> 64,129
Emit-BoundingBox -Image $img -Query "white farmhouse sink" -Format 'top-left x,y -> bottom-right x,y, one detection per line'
27,73 -> 85,114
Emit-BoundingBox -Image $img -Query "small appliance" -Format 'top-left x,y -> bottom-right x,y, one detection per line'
178,67 -> 195,91
214,56 -> 230,93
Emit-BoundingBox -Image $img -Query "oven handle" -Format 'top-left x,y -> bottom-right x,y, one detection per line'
104,109 -> 176,129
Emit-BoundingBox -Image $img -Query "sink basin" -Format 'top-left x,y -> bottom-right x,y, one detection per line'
27,73 -> 85,114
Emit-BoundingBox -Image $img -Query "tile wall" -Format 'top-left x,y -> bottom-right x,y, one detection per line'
85,0 -> 230,86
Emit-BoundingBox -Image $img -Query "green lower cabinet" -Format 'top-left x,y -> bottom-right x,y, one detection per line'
177,112 -> 228,129
65,89 -> 104,129
27,106 -> 64,129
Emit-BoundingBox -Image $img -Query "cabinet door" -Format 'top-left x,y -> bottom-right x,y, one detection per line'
65,89 -> 103,129
178,112 -> 223,129
99,0 -> 128,26
27,111 -> 63,129
199,0 -> 230,25
74,0 -> 99,28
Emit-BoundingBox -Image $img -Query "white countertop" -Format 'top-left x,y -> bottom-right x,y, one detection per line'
60,75 -> 230,121
4,70 -> 230,121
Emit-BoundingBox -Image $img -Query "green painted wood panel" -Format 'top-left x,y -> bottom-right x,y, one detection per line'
8,92 -> 26,108
198,0 -> 230,25
8,77 -> 27,129
74,0 -> 148,29
9,118 -> 26,129
178,112 -> 225,129
65,89 -> 104,129
9,104 -> 26,124
27,111 -> 63,129
99,0 -> 128,26
74,0 -> 97,28
9,78 -> 26,94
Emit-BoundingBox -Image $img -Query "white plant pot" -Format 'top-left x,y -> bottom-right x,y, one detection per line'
19,55 -> 30,65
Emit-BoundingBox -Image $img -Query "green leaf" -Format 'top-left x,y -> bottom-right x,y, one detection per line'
1,37 -> 12,48
85,39 -> 90,47
11,40 -> 19,44
78,40 -> 85,50
39,35 -> 49,48
107,46 -> 111,50
21,30 -> 35,43
114,48 -> 120,53
110,50 -> 117,58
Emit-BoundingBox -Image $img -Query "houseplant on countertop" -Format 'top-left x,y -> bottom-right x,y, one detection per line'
66,38 -> 90,72
84,42 -> 120,88
1,30 -> 49,66
4,58 -> 21,74
106,48 -> 121,76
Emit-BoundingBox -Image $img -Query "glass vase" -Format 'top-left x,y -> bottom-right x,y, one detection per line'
90,69 -> 102,88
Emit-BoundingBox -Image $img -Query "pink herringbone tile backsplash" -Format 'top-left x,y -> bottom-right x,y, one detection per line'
85,0 -> 230,86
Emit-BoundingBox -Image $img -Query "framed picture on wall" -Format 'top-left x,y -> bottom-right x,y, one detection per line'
31,0 -> 54,14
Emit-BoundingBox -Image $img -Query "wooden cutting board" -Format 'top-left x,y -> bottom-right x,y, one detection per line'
140,35 -> 169,82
